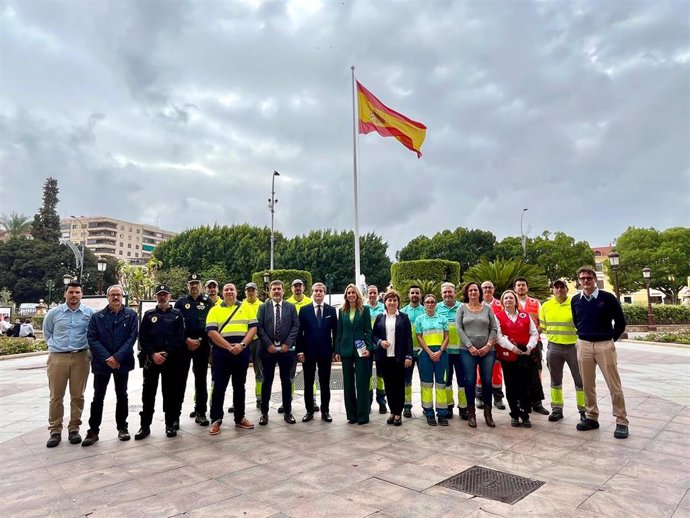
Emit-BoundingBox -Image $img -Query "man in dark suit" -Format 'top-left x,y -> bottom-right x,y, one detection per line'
297,282 -> 337,423
257,280 -> 300,425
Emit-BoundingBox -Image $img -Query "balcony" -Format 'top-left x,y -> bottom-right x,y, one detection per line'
88,221 -> 118,230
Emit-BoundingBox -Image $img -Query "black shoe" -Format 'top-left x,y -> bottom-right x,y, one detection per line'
68,431 -> 82,444
426,415 -> 437,426
118,428 -> 131,441
321,413 -> 333,422
227,407 -> 235,413
438,417 -> 449,426
378,403 -> 388,414
614,424 -> 629,439
259,414 -> 269,426
173,420 -> 180,431
165,426 -> 177,437
521,416 -> 532,428
394,417 -> 402,427
403,409 -> 412,418
195,414 -> 210,426
134,427 -> 150,440
347,419 -> 357,424
579,411 -> 587,422
284,414 -> 296,424
82,431 -> 99,447
314,402 -> 320,413
533,403 -> 549,415
458,408 -> 469,421
476,398 -> 484,409
494,398 -> 506,410
189,411 -> 196,418
576,418 -> 600,431
447,407 -> 454,419
302,413 -> 314,422
46,433 -> 61,448
548,410 -> 564,422
511,417 -> 521,427
277,405 -> 285,414
256,401 -> 262,409
387,415 -> 395,425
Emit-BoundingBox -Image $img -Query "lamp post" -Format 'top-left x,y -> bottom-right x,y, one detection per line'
263,271 -> 271,302
520,208 -> 528,260
69,215 -> 86,282
63,274 -> 72,287
642,267 -> 656,331
46,279 -> 55,305
97,257 -> 107,295
268,171 -> 280,271
608,251 -> 620,300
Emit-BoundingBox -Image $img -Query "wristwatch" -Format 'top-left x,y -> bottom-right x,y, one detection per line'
240,342 -> 247,349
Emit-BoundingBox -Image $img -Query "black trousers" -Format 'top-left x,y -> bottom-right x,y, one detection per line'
179,341 -> 210,414
501,357 -> 533,419
381,356 -> 405,416
209,346 -> 250,423
261,352 -> 296,415
530,342 -> 545,404
88,371 -> 129,433
140,353 -> 182,427
303,356 -> 332,413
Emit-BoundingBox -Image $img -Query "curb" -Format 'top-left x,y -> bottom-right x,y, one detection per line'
0,350 -> 49,361
621,339 -> 690,350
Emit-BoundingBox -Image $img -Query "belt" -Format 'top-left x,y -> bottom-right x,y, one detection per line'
53,349 -> 88,354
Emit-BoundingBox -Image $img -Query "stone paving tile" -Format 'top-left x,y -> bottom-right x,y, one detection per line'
579,489 -> 677,517
617,461 -> 690,489
283,492 -> 380,517
373,461 -> 452,491
602,474 -> 686,508
680,490 -> 690,509
672,508 -> 690,518
181,494 -> 280,517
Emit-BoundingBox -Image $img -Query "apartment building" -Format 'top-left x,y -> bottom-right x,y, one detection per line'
60,216 -> 175,265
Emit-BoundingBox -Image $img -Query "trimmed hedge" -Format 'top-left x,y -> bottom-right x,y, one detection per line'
251,269 -> 313,298
0,337 -> 48,356
622,304 -> 690,325
391,260 -> 461,290
636,331 -> 690,345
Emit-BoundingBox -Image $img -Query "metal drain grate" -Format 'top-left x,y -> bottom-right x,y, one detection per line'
437,466 -> 544,504
294,368 -> 344,390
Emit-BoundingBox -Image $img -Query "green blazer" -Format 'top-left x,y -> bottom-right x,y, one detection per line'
335,305 -> 373,357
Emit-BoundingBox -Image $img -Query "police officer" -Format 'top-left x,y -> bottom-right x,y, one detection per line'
175,273 -> 213,426
135,284 -> 185,439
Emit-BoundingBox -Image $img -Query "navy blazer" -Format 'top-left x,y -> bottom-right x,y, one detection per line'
257,299 -> 300,356
372,312 -> 413,364
296,303 -> 337,360
87,306 -> 139,374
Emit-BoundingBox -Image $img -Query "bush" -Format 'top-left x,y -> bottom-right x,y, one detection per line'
636,331 -> 690,345
391,260 -> 460,290
251,269 -> 313,298
0,337 -> 48,356
622,304 -> 690,325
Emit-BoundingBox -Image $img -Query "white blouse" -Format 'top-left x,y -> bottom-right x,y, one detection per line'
385,313 -> 397,357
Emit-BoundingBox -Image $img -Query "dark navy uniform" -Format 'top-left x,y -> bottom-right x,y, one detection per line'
174,274 -> 213,421
138,295 -> 185,434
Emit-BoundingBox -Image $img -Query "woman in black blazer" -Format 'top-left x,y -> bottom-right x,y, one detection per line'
372,290 -> 413,426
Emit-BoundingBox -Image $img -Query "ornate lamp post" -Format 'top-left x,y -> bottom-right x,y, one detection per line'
608,251 -> 620,300
46,279 -> 55,305
642,267 -> 656,331
97,257 -> 107,295
63,274 -> 73,287
263,271 -> 271,302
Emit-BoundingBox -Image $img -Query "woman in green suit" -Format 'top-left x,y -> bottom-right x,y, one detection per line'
335,284 -> 373,424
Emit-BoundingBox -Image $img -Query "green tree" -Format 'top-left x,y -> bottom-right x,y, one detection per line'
463,258 -> 551,300
0,212 -> 32,238
155,266 -> 189,298
118,259 -> 160,303
0,288 -> 14,306
613,227 -> 690,304
31,177 -> 61,243
396,227 -> 496,277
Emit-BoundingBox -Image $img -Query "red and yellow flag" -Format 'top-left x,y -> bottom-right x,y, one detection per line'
357,81 -> 427,158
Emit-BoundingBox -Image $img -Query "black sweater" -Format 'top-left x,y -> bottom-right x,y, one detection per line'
571,290 -> 626,342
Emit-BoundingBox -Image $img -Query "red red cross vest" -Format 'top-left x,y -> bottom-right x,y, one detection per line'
495,310 -> 532,362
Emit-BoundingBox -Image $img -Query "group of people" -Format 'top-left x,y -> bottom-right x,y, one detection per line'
42,264 -> 630,449
1,316 -> 36,338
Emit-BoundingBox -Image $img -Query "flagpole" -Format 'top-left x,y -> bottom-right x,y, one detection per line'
351,66 -> 362,288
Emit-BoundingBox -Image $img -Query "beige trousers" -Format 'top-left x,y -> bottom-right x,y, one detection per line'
576,339 -> 628,425
47,351 -> 91,434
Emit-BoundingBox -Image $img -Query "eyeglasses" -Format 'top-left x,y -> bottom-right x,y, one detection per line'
578,276 -> 595,281
424,301 -> 436,305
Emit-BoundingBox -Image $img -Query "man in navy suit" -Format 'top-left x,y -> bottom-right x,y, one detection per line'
257,280 -> 300,425
297,282 -> 338,423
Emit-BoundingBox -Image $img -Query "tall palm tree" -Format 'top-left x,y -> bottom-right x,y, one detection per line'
0,212 -> 32,238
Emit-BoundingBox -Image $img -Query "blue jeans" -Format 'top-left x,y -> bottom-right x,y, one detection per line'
460,349 -> 496,407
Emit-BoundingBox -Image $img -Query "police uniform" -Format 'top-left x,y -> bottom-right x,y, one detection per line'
174,273 -> 213,424
137,285 -> 185,438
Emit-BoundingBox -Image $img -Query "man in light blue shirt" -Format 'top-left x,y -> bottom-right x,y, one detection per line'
43,282 -> 95,448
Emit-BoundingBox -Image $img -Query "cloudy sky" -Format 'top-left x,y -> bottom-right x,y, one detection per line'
1,0 -> 688,259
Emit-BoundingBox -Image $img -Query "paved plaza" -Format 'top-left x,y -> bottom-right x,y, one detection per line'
1,340 -> 689,518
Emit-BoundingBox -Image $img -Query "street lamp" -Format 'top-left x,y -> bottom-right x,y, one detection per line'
63,274 -> 72,286
268,171 -> 280,271
46,279 -> 55,305
97,257 -> 107,295
263,271 -> 271,302
69,215 -> 86,282
608,251 -> 620,300
642,267 -> 656,331
520,208 -> 528,260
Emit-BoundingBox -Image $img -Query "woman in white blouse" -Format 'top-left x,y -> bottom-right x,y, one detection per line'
372,290 -> 413,426
494,289 -> 539,427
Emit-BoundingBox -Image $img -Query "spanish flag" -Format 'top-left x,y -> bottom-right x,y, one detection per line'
357,81 -> 427,158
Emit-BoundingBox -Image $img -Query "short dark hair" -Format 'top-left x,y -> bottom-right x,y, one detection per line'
382,289 -> 400,306
577,266 -> 597,278
409,284 -> 420,290
462,282 -> 481,303
513,277 -> 528,287
64,282 -> 82,291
